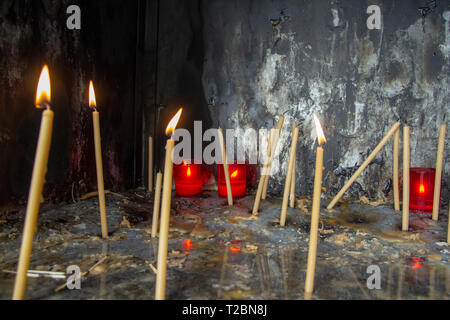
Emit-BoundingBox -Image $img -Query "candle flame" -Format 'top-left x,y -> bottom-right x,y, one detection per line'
166,108 -> 183,137
231,170 -> 238,178
89,81 -> 97,108
36,65 -> 51,108
419,184 -> 425,194
313,114 -> 326,146
187,167 -> 192,177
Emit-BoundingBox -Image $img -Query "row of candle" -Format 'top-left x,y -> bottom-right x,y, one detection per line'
13,65 -> 448,301
13,66 -> 108,299
173,162 -> 247,198
251,117 -> 447,299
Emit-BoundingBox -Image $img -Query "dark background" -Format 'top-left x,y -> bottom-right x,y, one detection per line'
0,0 -> 448,207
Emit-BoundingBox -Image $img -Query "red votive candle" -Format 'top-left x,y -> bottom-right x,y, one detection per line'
218,163 -> 247,198
407,168 -> 441,213
173,160 -> 203,197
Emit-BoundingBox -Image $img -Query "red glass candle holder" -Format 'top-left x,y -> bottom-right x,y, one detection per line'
173,160 -> 203,197
218,163 -> 247,198
401,168 -> 441,213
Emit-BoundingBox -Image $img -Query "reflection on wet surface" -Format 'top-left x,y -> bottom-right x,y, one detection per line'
0,191 -> 449,299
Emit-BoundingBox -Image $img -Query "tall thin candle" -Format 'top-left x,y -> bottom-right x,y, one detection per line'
393,128 -> 400,211
402,125 -> 410,231
305,114 -> 326,300
217,128 -> 233,206
290,125 -> 298,208
148,136 -> 154,193
252,116 -> 284,215
13,66 -> 54,300
262,116 -> 285,199
280,122 -> 299,227
432,124 -> 446,221
261,129 -> 274,200
155,108 -> 182,300
89,81 -> 108,239
447,206 -> 450,245
327,122 -> 401,210
151,172 -> 163,238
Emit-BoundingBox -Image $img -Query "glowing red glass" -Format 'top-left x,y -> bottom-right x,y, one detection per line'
218,163 -> 247,198
407,168 -> 440,213
173,160 -> 203,197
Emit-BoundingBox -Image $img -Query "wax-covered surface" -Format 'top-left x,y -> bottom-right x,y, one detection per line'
0,190 -> 449,300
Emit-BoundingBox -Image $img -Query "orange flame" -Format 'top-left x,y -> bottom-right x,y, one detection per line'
166,108 -> 183,136
230,246 -> 241,253
231,170 -> 238,178
187,167 -> 192,177
419,184 -> 425,194
36,65 -> 51,108
313,114 -> 326,146
89,81 -> 97,108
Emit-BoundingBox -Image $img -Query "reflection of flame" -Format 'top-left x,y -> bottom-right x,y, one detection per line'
313,114 -> 326,145
419,184 -> 425,194
231,170 -> 238,178
89,81 -> 97,108
187,167 -> 192,177
411,257 -> 423,269
166,108 -> 183,136
230,240 -> 242,253
230,246 -> 241,253
184,239 -> 192,250
36,65 -> 51,107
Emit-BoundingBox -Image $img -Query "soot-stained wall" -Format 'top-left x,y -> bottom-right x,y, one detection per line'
151,0 -> 213,173
0,1 -> 138,205
201,0 -> 449,202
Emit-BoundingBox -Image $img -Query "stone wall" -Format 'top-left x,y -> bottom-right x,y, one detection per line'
201,0 -> 449,201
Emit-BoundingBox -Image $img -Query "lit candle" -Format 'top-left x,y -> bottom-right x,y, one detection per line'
393,127 -> 400,211
432,124 -> 446,221
217,128 -> 233,206
218,163 -> 247,198
327,122 -> 401,210
151,172 -> 163,238
155,108 -> 182,300
280,122 -> 299,227
173,161 -> 202,197
402,125 -> 410,231
148,136 -> 153,193
13,65 -> 55,300
89,81 -> 108,239
305,114 -> 326,299
409,168 -> 436,213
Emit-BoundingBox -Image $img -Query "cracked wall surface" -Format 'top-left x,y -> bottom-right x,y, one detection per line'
201,0 -> 449,202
